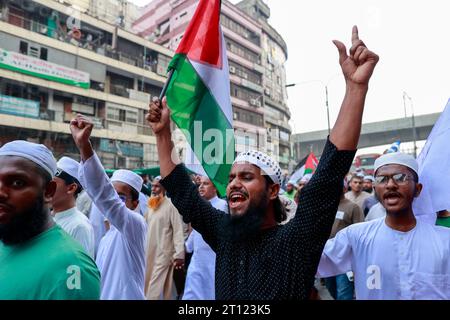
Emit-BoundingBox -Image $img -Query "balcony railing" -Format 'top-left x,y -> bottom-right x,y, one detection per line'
1,11 -> 164,76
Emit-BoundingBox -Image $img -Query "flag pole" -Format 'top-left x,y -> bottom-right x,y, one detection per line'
159,69 -> 174,101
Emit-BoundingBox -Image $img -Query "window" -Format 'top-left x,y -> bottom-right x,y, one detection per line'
40,48 -> 48,61
19,41 -> 28,55
119,109 -> 126,122
229,61 -> 262,85
225,38 -> 260,64
29,46 -> 40,58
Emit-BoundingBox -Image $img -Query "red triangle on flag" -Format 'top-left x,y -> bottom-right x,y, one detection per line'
175,0 -> 222,69
305,152 -> 319,173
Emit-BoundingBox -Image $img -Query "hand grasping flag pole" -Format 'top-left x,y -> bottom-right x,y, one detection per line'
158,0 -> 234,197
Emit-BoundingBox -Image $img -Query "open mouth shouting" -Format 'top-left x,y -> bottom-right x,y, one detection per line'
383,192 -> 402,207
228,191 -> 249,211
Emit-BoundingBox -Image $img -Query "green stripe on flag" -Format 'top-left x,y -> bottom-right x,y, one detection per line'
166,54 -> 234,197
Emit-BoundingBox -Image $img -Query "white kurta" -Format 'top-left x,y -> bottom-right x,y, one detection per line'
182,196 -> 228,300
53,207 -> 95,258
317,217 -> 450,299
78,153 -> 147,300
138,192 -> 149,216
89,204 -> 106,257
365,202 -> 386,221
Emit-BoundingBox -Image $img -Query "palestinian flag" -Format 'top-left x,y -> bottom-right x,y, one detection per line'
290,152 -> 319,183
164,0 -> 234,197
304,152 -> 318,174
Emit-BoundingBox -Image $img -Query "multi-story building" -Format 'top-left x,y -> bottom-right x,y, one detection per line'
0,0 -> 172,168
133,0 -> 291,169
236,0 -> 291,169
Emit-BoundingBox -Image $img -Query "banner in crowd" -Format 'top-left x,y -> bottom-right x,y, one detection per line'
0,48 -> 90,89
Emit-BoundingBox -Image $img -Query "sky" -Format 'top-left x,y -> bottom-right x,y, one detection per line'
130,0 -> 450,154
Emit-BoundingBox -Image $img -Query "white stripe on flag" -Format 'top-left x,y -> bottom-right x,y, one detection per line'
184,143 -> 208,177
189,29 -> 233,127
290,165 -> 305,184
413,99 -> 450,225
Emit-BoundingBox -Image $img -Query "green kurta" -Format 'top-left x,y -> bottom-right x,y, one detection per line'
0,225 -> 100,300
436,216 -> 450,228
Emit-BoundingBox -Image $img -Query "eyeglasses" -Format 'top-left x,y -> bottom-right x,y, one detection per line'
374,173 -> 414,185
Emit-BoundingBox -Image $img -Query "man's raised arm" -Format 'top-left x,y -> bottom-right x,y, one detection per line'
146,97 -> 179,178
146,97 -> 225,251
329,25 -> 379,150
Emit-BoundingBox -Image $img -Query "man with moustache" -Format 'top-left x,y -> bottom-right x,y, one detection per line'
147,26 -> 379,299
144,176 -> 185,300
317,152 -> 450,299
345,174 -> 371,210
0,141 -> 100,299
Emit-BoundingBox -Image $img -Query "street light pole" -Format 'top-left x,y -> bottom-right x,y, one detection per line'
403,91 -> 417,158
285,77 -> 337,135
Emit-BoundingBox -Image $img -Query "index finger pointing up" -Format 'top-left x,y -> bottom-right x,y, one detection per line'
352,25 -> 359,44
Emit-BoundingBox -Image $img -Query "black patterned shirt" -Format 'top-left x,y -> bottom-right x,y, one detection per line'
160,139 -> 355,299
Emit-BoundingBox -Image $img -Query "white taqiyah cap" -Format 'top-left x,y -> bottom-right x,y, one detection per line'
0,140 -> 57,177
57,156 -> 80,181
111,169 -> 143,193
233,150 -> 282,185
374,152 -> 418,176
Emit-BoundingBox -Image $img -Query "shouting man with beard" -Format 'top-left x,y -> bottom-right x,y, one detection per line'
0,141 -> 100,299
147,26 -> 379,299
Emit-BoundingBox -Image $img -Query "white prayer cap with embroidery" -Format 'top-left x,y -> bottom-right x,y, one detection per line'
57,156 -> 80,180
374,152 -> 418,176
111,169 -> 143,193
233,150 -> 282,185
0,140 -> 57,177
364,175 -> 375,182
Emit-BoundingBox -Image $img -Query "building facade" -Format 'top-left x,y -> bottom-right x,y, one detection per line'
0,0 -> 172,168
133,0 -> 291,169
237,0 -> 291,169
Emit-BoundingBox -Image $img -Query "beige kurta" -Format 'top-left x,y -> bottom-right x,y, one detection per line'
144,197 -> 185,300
344,191 -> 371,209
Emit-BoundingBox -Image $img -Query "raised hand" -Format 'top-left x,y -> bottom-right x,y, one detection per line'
333,26 -> 379,87
146,96 -> 171,135
70,114 -> 94,160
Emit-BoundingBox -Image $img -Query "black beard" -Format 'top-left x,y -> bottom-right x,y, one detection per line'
363,188 -> 373,194
0,195 -> 49,245
220,193 -> 269,242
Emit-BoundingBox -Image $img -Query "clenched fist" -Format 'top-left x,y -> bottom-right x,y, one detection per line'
146,96 -> 171,135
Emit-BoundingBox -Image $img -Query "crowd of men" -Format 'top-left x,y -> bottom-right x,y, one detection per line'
0,26 -> 449,300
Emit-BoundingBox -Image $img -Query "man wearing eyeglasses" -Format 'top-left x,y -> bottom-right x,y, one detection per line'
317,152 -> 450,299
52,157 -> 95,258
